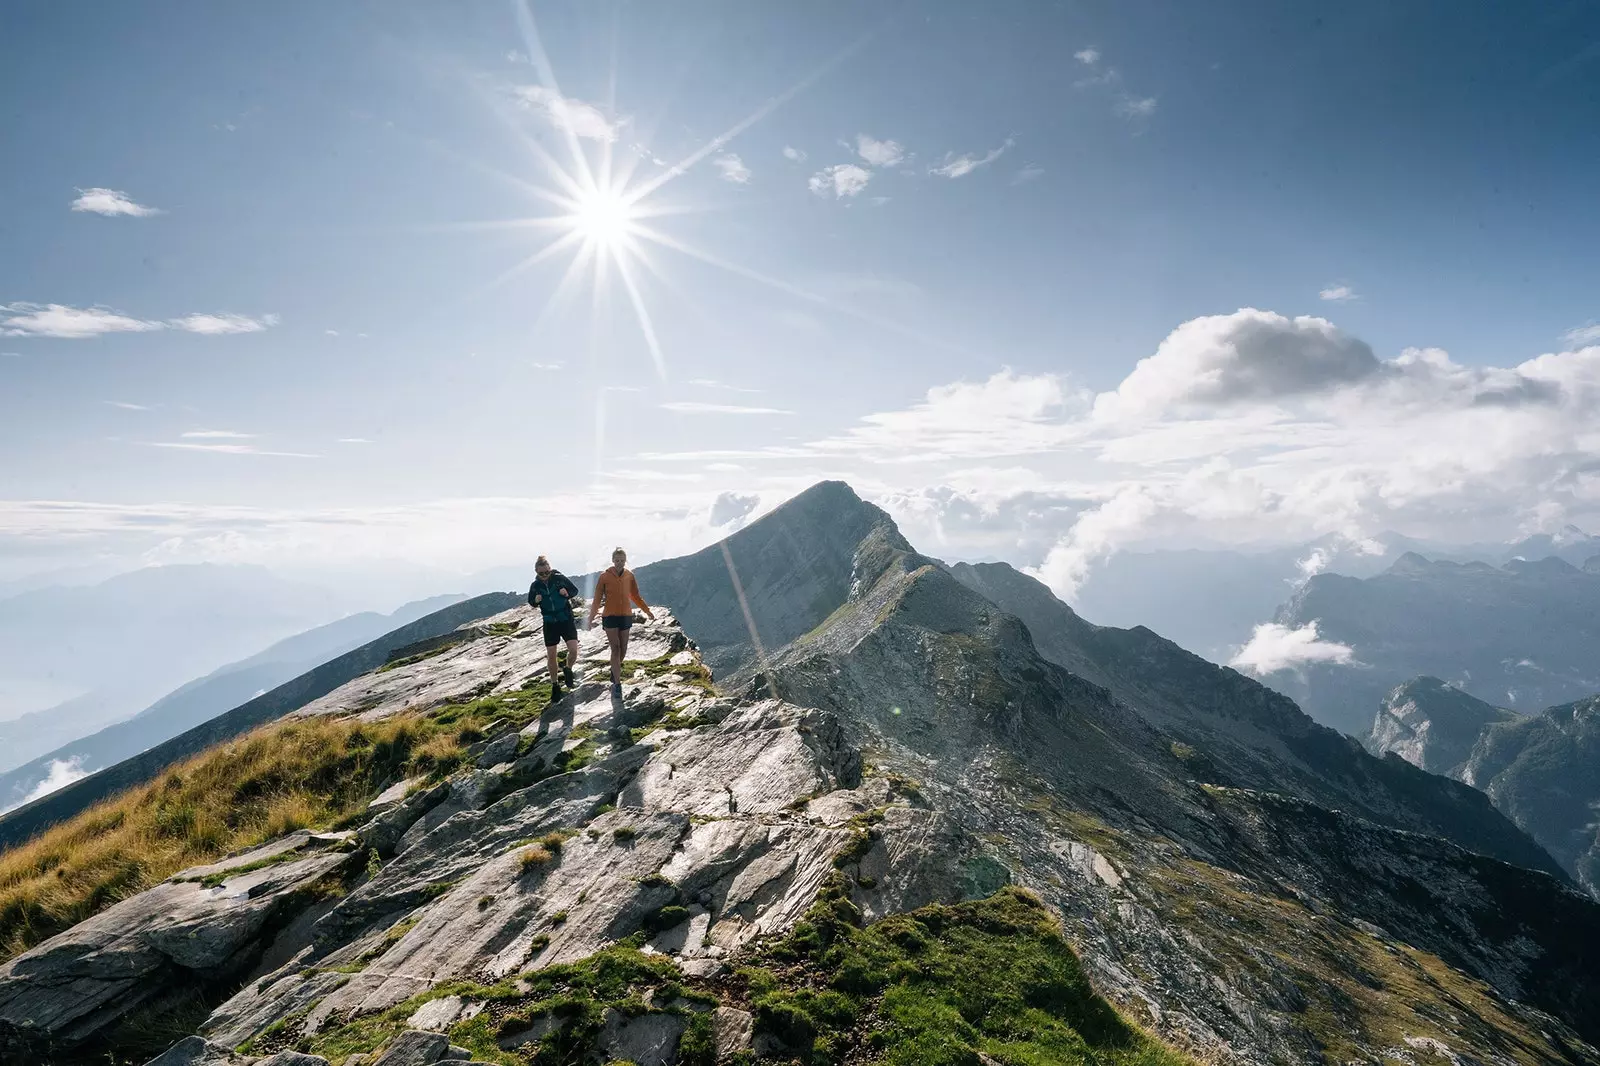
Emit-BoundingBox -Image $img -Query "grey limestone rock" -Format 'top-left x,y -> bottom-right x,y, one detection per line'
142,1036 -> 248,1066
369,1029 -> 449,1066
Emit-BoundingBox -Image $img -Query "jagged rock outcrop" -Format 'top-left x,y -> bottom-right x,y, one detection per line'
3,482 -> 1598,1066
1270,552 -> 1600,733
1366,676 -> 1521,776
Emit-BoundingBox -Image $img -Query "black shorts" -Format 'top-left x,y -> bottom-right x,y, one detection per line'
542,617 -> 578,647
602,615 -> 633,630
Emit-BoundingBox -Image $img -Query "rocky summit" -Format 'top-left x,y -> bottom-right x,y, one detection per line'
0,482 -> 1598,1066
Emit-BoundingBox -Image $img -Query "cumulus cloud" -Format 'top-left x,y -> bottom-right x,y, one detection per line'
70,188 -> 161,217
1320,284 -> 1358,302
782,145 -> 806,162
713,153 -> 751,184
1229,621 -> 1355,675
514,85 -> 625,142
808,164 -> 872,198
1095,309 -> 1381,419
1074,48 -> 1100,65
930,138 -> 1014,179
855,135 -> 904,168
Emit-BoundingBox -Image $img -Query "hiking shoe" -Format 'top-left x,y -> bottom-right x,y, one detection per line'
549,683 -> 564,702
562,665 -> 576,688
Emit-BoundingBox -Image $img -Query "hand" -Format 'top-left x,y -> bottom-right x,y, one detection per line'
534,594 -> 543,605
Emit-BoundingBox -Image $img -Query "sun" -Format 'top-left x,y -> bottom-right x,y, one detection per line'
568,185 -> 636,248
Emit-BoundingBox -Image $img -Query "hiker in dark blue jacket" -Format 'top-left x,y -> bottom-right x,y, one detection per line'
528,555 -> 582,698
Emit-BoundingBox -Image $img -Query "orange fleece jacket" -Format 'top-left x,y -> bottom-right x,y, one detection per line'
592,567 -> 652,619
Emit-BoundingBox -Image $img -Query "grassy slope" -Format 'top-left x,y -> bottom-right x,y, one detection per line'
0,679 -> 553,961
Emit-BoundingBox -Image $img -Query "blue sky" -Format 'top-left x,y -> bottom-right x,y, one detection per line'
3,0 -> 1599,589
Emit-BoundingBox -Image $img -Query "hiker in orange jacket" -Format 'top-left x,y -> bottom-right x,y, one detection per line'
588,546 -> 654,696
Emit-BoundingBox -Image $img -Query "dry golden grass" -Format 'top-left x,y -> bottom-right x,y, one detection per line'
0,714 -> 430,961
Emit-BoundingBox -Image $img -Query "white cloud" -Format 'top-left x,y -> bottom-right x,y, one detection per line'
532,361 -> 564,370
1562,323 -> 1600,347
855,135 -> 905,168
170,312 -> 278,335
1074,48 -> 1101,65
337,437 -> 374,444
70,188 -> 161,217
1012,164 -> 1045,185
808,164 -> 872,198
1,305 -> 277,339
782,145 -> 807,162
104,400 -> 149,411
1229,621 -> 1356,675
22,757 -> 90,804
514,85 -> 626,142
1116,95 -> 1158,118
1320,284 -> 1358,303
686,378 -> 762,393
660,401 -> 792,415
713,153 -> 751,184
149,442 -> 318,457
930,138 -> 1014,179
181,430 -> 254,439
1,303 -> 163,339
325,329 -> 340,336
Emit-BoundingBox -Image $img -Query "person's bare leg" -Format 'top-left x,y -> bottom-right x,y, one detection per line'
608,627 -> 624,685
565,639 -> 580,683
546,642 -> 560,683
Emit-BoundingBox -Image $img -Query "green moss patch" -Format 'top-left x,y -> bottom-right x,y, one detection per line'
735,882 -> 1192,1066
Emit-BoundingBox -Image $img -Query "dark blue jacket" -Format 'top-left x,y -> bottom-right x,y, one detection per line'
528,572 -> 579,621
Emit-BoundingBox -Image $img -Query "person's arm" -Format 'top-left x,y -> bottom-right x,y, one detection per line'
528,581 -> 540,609
629,572 -> 655,620
587,573 -> 604,625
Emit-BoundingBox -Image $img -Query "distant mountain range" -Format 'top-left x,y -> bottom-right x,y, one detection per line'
0,594 -> 467,814
1266,551 -> 1600,734
1368,677 -> 1600,896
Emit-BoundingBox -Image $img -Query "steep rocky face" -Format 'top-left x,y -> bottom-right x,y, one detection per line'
1460,696 -> 1600,898
1272,552 -> 1600,733
1366,676 -> 1520,776
947,561 -> 1563,879
633,480 -> 909,677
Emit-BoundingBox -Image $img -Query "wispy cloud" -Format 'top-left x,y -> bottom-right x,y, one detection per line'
337,437 -> 374,444
1319,284 -> 1358,303
808,164 -> 872,198
104,400 -> 150,411
169,313 -> 278,335
686,378 -> 762,393
782,145 -> 807,162
1074,47 -> 1101,65
148,441 -> 318,458
1012,164 -> 1045,185
1115,96 -> 1158,118
514,85 -> 626,142
0,304 -> 279,339
930,137 -> 1015,179
70,188 -> 161,217
532,361 -> 564,371
713,153 -> 751,184
21,757 -> 89,805
1,303 -> 163,339
1072,49 -> 1158,121
1560,323 -> 1600,347
660,401 -> 792,415
181,430 -> 255,440
855,134 -> 905,168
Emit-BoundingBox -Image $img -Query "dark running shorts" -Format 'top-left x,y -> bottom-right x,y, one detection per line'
602,615 -> 633,631
543,617 -> 578,646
